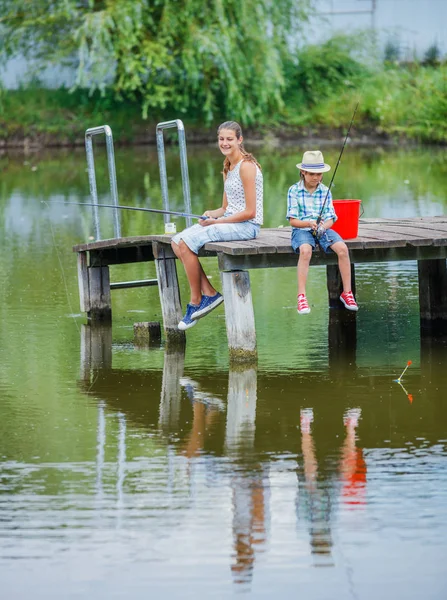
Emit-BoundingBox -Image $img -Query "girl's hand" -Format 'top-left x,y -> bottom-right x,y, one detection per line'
307,220 -> 317,230
199,216 -> 218,227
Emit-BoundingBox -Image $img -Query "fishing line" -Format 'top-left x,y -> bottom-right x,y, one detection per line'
41,200 -> 81,334
316,102 -> 359,228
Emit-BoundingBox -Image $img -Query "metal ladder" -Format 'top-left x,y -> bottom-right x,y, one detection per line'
84,120 -> 192,290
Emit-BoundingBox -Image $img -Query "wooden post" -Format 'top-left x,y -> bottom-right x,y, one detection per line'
88,266 -> 112,322
326,264 -> 356,309
418,259 -> 447,335
153,243 -> 186,345
221,270 -> 257,362
133,321 -> 162,347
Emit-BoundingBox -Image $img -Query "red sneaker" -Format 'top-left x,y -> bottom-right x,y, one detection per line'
340,291 -> 359,311
297,294 -> 311,315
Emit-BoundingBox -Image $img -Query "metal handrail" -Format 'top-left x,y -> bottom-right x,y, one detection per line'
85,125 -> 121,241
156,119 -> 193,228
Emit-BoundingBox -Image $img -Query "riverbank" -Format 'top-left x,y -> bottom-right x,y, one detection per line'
1,66 -> 446,150
0,124 -> 399,151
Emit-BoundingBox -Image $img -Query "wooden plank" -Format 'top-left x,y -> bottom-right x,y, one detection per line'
218,244 -> 447,271
72,219 -> 447,268
204,240 -> 260,255
73,234 -> 156,252
110,279 -> 158,290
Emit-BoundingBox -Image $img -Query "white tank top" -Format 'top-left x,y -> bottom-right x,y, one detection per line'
224,160 -> 263,225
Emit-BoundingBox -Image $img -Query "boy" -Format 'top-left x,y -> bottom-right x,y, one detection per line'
287,150 -> 358,314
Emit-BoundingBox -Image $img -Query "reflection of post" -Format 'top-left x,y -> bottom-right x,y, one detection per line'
226,365 -> 268,588
96,401 -> 106,500
420,336 -> 447,407
328,310 -> 357,371
116,412 -> 126,526
159,348 -> 185,430
225,365 -> 257,451
80,323 -> 113,381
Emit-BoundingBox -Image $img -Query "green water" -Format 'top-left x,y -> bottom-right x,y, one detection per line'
1,144 -> 446,599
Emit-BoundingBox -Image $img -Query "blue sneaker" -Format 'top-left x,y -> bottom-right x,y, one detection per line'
178,303 -> 200,331
191,292 -> 224,320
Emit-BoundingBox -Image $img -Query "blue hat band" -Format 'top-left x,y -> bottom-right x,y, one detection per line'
302,163 -> 325,169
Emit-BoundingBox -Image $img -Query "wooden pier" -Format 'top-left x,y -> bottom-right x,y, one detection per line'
73,217 -> 447,360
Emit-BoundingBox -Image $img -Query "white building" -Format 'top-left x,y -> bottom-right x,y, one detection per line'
312,0 -> 446,59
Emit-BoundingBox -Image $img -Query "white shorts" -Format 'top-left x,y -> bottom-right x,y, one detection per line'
172,221 -> 260,254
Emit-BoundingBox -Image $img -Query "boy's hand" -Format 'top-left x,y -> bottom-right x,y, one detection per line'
316,224 -> 326,239
307,220 -> 317,230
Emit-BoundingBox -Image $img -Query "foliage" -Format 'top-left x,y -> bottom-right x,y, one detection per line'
308,62 -> 447,143
422,43 -> 442,67
282,34 -> 373,120
383,40 -> 400,64
0,0 -> 312,125
0,86 -> 147,141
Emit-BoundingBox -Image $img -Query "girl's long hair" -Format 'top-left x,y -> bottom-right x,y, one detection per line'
218,121 -> 261,176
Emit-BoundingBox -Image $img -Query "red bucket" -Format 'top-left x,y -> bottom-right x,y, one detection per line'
331,199 -> 362,240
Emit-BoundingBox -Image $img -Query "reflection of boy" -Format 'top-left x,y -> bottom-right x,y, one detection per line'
297,407 -> 366,563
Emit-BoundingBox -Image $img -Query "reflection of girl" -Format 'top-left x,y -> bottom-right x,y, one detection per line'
171,121 -> 263,331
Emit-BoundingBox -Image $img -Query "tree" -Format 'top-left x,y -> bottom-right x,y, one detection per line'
0,0 -> 312,123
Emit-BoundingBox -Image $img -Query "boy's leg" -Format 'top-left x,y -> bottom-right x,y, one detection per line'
330,241 -> 351,293
330,240 -> 358,310
297,244 -> 312,296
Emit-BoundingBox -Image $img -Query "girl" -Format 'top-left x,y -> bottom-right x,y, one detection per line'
286,150 -> 358,314
172,121 -> 263,331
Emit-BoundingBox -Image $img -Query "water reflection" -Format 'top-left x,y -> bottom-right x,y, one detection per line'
2,145 -> 447,597
225,366 -> 268,587
297,406 -> 366,567
76,324 -> 447,593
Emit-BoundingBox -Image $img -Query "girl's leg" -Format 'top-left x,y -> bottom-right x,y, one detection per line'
331,241 -> 351,292
297,244 -> 312,296
172,240 -> 216,305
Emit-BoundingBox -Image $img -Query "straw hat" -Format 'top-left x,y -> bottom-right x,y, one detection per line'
296,150 -> 331,173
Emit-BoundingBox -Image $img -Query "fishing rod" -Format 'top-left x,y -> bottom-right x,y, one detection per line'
316,102 -> 359,228
45,200 -> 206,220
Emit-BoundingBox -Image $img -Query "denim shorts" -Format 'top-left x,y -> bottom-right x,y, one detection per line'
172,220 -> 260,255
291,227 -> 343,254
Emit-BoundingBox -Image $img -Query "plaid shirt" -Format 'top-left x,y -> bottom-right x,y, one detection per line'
286,180 -> 337,230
